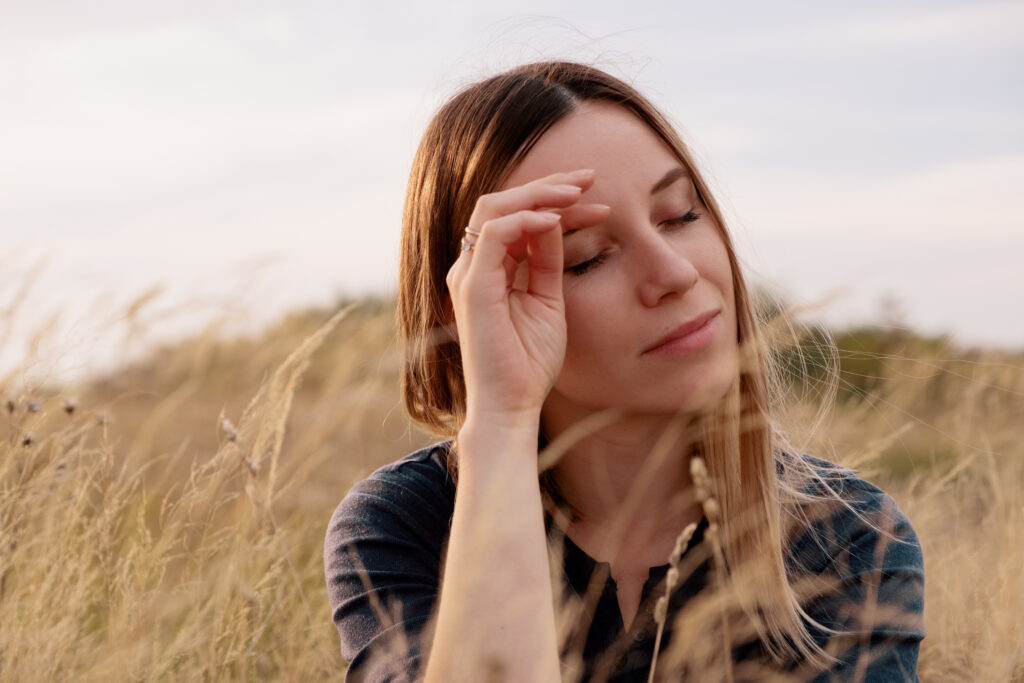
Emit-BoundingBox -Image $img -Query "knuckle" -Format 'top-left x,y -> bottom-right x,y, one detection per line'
479,217 -> 500,235
475,193 -> 496,213
446,261 -> 464,288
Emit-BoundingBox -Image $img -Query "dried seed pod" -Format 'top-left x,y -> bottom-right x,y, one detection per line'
654,595 -> 668,625
690,456 -> 708,482
668,521 -> 697,567
64,399 -> 78,415
703,498 -> 720,523
27,400 -> 41,413
22,433 -> 35,447
222,418 -> 238,442
649,520 -> 699,679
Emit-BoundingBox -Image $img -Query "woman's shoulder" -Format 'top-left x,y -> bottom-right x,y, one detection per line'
325,441 -> 457,557
783,452 -> 910,513
323,442 -> 456,678
343,441 -> 455,500
780,455 -> 927,675
781,453 -> 924,584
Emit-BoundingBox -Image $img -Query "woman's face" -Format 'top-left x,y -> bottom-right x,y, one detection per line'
500,102 -> 739,425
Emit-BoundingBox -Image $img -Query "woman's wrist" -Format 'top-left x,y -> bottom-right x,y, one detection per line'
462,401 -> 542,435
457,408 -> 542,473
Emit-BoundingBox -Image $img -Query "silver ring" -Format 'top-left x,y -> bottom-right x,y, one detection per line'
464,226 -> 481,237
460,237 -> 475,252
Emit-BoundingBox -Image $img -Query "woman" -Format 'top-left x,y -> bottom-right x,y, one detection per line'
324,61 -> 925,682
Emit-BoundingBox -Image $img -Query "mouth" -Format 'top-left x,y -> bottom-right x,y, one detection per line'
643,310 -> 721,355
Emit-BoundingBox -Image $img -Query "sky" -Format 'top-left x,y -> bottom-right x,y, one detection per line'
1,0 -> 1022,381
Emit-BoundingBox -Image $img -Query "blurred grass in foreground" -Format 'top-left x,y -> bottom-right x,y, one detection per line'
1,297 -> 1021,681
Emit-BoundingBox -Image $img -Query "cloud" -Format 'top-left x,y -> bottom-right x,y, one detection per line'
1,0 -> 1021,370
677,1 -> 1024,59
732,154 -> 1024,242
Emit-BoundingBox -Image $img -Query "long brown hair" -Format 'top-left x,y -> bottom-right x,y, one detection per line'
399,61 -> 752,432
397,60 -> 829,665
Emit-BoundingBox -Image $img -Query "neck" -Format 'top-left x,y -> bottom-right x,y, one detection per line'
542,410 -> 703,554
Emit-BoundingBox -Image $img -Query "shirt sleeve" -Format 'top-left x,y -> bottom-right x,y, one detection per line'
788,475 -> 926,682
323,448 -> 454,682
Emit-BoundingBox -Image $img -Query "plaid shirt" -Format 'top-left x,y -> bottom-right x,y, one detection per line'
324,443 -> 925,682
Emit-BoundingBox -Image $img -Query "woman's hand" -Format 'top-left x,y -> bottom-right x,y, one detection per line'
445,169 -> 610,428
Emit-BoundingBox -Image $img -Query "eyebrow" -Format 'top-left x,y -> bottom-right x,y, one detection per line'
650,166 -> 689,195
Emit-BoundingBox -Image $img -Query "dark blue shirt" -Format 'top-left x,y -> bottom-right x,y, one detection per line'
324,442 -> 924,681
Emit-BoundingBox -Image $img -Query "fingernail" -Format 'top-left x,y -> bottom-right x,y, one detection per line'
569,169 -> 595,177
555,184 -> 583,193
541,212 -> 561,222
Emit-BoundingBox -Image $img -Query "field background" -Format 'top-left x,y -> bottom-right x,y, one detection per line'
1,297 -> 1021,682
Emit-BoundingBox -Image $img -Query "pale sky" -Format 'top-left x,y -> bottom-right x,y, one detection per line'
2,0 -> 1022,381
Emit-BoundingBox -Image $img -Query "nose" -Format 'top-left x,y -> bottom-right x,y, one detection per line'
634,232 -> 700,307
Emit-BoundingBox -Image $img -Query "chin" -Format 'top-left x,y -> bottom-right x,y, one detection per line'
665,360 -> 739,416
547,353 -> 741,421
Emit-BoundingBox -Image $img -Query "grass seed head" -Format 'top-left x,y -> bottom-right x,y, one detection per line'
222,417 -> 238,442
654,595 -> 668,624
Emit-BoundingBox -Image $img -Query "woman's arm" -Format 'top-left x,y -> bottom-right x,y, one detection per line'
324,426 -> 565,683
325,448 -> 454,682
423,418 -> 560,681
423,169 -> 608,681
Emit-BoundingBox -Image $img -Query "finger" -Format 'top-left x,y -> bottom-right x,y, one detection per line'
446,234 -> 473,289
503,235 -> 529,291
469,169 -> 595,226
502,251 -> 520,288
539,167 -> 596,191
454,202 -> 610,293
463,211 -> 561,298
526,202 -> 610,299
481,202 -> 609,269
524,222 -> 563,301
552,202 -> 612,234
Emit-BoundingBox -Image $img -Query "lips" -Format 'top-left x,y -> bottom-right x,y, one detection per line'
643,310 -> 721,355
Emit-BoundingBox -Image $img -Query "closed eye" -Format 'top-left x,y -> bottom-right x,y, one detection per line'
565,250 -> 609,276
664,209 -> 702,228
566,211 -> 703,276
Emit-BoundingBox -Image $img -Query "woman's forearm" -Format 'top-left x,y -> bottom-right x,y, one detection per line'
423,418 -> 561,682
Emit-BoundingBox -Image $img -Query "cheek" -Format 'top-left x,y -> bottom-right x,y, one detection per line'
702,230 -> 733,274
562,295 -> 606,357
559,287 -> 627,378
703,237 -> 737,317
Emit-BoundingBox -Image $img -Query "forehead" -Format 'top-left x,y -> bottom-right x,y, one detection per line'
499,101 -> 680,195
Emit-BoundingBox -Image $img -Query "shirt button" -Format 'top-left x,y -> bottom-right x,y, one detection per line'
633,629 -> 648,642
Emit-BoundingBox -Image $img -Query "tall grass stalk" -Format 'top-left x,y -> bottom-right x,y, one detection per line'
1,293 -> 1021,681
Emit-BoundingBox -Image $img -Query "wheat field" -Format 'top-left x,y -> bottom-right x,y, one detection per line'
1,297 -> 1021,682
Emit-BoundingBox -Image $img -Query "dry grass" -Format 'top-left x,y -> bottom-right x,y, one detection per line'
0,295 -> 1021,681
